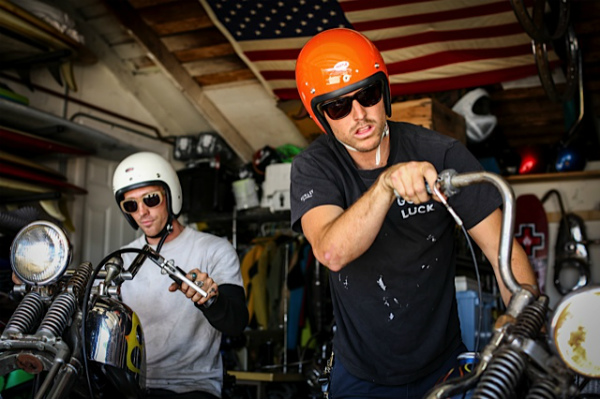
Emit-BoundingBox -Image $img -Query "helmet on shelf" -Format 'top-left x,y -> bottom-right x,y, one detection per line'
112,152 -> 182,230
452,88 -> 497,143
295,28 -> 391,135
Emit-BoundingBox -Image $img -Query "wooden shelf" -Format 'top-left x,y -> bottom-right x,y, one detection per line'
228,371 -> 304,383
506,170 -> 600,184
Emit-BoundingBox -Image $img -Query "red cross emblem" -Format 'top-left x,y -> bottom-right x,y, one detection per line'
515,223 -> 545,257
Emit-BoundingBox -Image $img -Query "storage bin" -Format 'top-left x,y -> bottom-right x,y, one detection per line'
456,290 -> 495,352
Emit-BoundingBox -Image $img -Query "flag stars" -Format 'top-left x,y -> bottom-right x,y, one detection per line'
209,0 -> 350,40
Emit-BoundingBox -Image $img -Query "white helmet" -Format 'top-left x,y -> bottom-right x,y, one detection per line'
452,88 -> 497,143
113,152 -> 183,230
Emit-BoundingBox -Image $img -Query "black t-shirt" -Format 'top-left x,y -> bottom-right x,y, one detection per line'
290,121 -> 502,385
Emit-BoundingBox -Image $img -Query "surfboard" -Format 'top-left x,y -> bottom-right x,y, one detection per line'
0,0 -> 96,91
0,150 -> 66,180
0,125 -> 91,156
0,161 -> 86,194
0,176 -> 73,230
514,194 -> 549,293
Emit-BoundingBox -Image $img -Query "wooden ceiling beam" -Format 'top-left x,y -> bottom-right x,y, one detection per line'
174,43 -> 234,62
103,0 -> 254,161
137,0 -> 212,35
161,28 -> 228,51
182,55 -> 245,76
193,70 -> 256,86
128,0 -> 179,9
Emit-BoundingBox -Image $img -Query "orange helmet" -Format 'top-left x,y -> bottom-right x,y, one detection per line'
295,28 -> 391,135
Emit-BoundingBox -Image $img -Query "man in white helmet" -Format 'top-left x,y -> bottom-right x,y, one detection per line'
291,28 -> 538,398
112,151 -> 248,399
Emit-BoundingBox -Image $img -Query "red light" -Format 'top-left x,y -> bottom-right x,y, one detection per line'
519,156 -> 537,174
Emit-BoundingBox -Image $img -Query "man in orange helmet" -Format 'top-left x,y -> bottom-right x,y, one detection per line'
290,28 -> 538,398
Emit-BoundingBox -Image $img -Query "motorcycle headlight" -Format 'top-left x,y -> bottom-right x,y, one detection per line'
10,221 -> 71,286
550,285 -> 600,378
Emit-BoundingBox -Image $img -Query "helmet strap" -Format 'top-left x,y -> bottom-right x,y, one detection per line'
375,123 -> 389,166
336,122 -> 389,166
147,214 -> 174,252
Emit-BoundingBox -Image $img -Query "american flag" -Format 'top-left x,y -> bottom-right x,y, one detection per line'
200,0 -> 557,100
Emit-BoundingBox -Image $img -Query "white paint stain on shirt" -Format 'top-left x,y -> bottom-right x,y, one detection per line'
377,275 -> 387,291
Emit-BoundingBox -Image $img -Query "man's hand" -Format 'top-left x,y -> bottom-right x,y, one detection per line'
169,269 -> 219,306
382,161 -> 439,204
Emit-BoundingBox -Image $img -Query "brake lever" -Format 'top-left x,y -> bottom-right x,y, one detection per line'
432,183 -> 463,227
393,179 -> 463,227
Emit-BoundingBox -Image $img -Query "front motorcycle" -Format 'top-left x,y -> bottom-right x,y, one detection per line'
0,220 -> 146,399
425,170 -> 599,399
0,220 -> 213,399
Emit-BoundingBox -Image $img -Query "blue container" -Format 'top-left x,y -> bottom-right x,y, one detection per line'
456,290 -> 495,352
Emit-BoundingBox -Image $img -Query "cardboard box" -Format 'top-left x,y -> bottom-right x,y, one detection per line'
261,163 -> 291,212
390,98 -> 466,144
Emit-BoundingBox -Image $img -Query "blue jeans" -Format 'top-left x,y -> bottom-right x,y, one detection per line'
329,343 -> 469,399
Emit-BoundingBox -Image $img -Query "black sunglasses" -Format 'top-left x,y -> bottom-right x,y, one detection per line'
120,191 -> 164,214
319,82 -> 383,120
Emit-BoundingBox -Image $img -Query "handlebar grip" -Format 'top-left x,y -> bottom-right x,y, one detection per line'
172,266 -> 216,308
170,266 -> 186,286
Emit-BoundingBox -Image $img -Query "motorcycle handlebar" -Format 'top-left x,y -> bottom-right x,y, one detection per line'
424,170 -> 538,399
437,169 -> 520,296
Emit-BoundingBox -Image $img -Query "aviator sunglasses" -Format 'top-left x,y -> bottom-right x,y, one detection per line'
120,191 -> 164,214
319,82 -> 383,120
